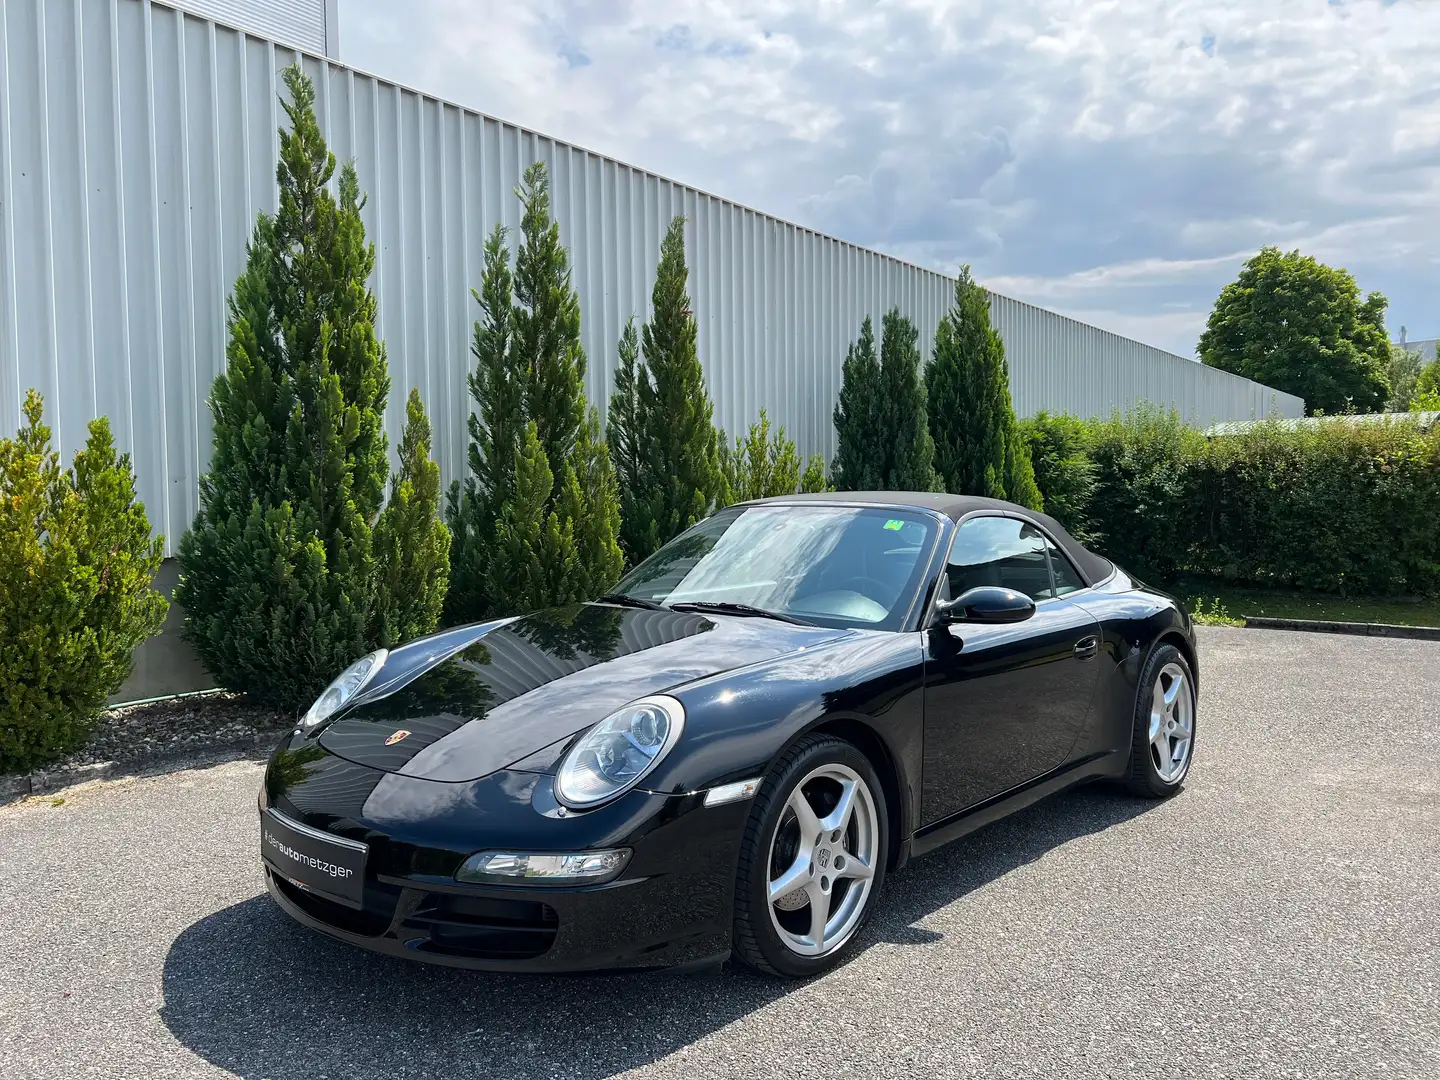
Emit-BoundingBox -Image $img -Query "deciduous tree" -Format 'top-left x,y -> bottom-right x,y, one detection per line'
1198,247 -> 1390,415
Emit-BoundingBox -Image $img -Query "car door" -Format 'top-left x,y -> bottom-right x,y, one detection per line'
920,514 -> 1103,826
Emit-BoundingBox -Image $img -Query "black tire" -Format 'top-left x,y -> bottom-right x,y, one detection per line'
732,734 -> 888,978
1125,643 -> 1197,798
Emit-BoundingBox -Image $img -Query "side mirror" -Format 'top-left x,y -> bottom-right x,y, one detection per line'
935,586 -> 1036,625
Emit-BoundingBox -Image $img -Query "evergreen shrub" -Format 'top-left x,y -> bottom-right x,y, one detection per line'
1,392 -> 167,771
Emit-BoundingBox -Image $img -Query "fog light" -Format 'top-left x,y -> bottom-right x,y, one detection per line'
455,849 -> 631,886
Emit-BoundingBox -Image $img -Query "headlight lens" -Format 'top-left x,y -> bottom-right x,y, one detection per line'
554,695 -> 685,808
301,649 -> 388,729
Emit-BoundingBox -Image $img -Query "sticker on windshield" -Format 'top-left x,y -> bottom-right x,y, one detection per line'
883,519 -> 904,531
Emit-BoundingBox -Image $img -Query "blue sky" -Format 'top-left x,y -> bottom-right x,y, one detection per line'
338,0 -> 1439,358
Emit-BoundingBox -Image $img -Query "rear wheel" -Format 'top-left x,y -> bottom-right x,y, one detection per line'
1126,643 -> 1196,797
733,735 -> 888,978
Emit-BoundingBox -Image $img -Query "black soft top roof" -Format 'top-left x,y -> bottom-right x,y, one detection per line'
745,490 -> 1115,587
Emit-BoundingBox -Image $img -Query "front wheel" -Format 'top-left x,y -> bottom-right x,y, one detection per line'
1126,643 -> 1197,797
732,735 -> 888,978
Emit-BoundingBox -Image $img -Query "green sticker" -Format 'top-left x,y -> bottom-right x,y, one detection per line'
883,519 -> 904,531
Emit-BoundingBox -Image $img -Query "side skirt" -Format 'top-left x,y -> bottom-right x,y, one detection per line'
907,750 -> 1126,858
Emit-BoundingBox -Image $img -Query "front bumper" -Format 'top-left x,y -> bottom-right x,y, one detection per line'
260,743 -> 747,973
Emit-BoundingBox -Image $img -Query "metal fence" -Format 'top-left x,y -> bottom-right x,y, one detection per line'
1,0 -> 1305,556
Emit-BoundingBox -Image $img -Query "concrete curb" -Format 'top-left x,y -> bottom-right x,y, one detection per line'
1243,616 -> 1440,641
0,731 -> 279,808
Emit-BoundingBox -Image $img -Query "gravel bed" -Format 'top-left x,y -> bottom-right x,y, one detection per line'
8,693 -> 293,778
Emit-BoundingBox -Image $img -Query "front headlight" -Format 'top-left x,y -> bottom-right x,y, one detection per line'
301,649 -> 388,729
554,695 -> 685,809
455,849 -> 631,886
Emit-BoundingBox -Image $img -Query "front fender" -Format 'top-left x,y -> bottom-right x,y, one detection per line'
639,630 -> 927,839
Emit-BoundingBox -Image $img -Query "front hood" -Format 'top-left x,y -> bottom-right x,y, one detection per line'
318,603 -> 849,782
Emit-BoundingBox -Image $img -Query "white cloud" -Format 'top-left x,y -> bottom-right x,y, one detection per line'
337,0 -> 1440,348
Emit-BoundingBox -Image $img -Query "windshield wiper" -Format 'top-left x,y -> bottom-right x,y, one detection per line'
594,592 -> 668,611
668,601 -> 810,626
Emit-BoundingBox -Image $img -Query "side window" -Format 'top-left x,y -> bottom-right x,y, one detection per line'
944,517 -> 1053,601
1044,536 -> 1087,596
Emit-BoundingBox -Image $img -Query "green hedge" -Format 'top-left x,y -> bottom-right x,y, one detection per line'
1023,409 -> 1440,596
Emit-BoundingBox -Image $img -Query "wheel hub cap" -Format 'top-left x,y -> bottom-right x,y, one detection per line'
765,763 -> 879,958
1148,661 -> 1194,784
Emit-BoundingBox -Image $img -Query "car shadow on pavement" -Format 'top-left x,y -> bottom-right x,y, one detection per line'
160,785 -> 1159,1080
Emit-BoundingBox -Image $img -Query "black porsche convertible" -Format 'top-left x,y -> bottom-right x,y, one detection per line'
260,492 -> 1198,978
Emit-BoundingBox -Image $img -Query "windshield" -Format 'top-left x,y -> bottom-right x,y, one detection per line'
611,505 -> 939,631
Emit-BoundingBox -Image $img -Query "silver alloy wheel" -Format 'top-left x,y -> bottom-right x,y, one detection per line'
1148,661 -> 1194,784
765,763 -> 879,958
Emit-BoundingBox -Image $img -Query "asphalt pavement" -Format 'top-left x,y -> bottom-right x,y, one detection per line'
1,626 -> 1437,1080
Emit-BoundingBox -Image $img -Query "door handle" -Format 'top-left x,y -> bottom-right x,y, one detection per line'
1073,636 -> 1099,661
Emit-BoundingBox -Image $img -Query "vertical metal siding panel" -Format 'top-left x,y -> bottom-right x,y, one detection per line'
184,15 -> 225,507
84,0 -> 132,453
745,207 -> 757,430
420,93 -> 439,426
111,0 -> 166,541
136,0 -> 173,541
706,192 -> 719,417
0,2 -> 20,432
9,0 -> 60,440
151,5 -> 195,542
583,152 -> 601,404
429,100 -> 449,473
169,0 -> 326,55
59,0 -> 100,441
598,156 -> 619,407
444,102 -> 465,479
627,168 -> 642,351
449,103 -> 473,491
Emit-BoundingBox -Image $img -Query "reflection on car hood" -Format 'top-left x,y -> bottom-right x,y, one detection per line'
318,602 -> 850,782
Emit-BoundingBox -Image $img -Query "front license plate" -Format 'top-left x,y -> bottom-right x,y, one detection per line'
261,808 -> 367,910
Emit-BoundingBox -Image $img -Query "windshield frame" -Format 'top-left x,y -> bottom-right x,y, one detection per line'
608,500 -> 950,633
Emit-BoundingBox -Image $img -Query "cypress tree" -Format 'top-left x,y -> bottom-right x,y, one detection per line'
832,310 -> 937,491
561,409 -> 624,599
487,422 -> 577,615
445,227 -> 521,621
372,389 -> 451,648
831,316 -> 885,491
608,216 -> 724,563
927,266 -> 1041,509
606,318 -> 653,555
178,66 -> 448,708
447,162 -> 622,619
513,164 -> 588,473
878,308 -> 938,491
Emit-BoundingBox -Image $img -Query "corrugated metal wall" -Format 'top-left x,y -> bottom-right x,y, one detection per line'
167,0 -> 333,56
1,0 -> 1304,556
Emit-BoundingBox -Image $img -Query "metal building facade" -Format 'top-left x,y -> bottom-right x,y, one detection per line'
168,0 -> 336,56
1,0 -> 1304,558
